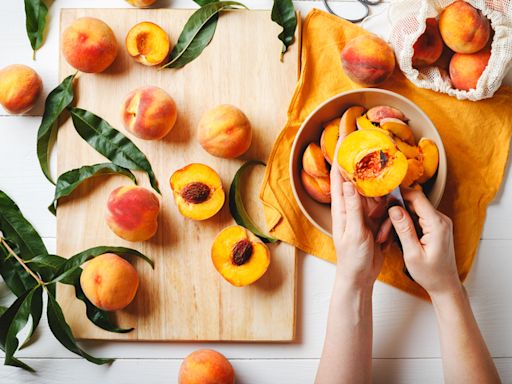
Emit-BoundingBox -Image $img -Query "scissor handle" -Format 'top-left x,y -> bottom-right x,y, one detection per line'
322,0 -> 381,23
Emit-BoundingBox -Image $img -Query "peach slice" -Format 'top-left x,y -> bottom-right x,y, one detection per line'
126,22 -> 170,66
337,128 -> 408,197
395,138 -> 420,159
122,86 -> 177,140
211,225 -> 270,287
302,142 -> 329,178
366,106 -> 406,123
401,158 -> 424,187
170,163 -> 225,221
106,186 -> 160,242
417,138 -> 439,183
301,170 -> 331,204
356,115 -> 378,130
80,253 -> 139,311
380,118 -> 415,145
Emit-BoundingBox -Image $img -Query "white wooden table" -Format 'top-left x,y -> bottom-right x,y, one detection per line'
1,1 -> 511,383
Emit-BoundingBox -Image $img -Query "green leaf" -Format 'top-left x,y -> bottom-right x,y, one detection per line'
46,291 -> 114,366
68,108 -> 160,194
4,287 -> 41,371
0,306 -> 6,316
0,241 -> 38,296
19,288 -> 43,349
0,289 -> 35,372
193,0 -> 219,5
229,160 -> 278,243
53,246 -> 154,284
37,73 -> 77,184
24,0 -> 49,58
0,190 -> 48,259
49,163 -> 137,215
271,0 -> 297,60
162,1 -> 247,69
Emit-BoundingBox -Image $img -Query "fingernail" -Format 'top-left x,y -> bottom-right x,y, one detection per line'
389,206 -> 403,220
343,182 -> 355,196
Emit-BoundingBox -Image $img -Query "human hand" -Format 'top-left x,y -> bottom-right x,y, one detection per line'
330,147 -> 391,289
388,189 -> 461,297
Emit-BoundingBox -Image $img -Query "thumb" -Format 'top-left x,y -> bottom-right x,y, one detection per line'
388,206 -> 422,257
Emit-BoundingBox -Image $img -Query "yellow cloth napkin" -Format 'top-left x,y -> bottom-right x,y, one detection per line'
260,9 -> 512,299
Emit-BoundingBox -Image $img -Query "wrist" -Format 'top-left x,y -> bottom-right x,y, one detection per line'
334,276 -> 374,298
430,281 -> 466,308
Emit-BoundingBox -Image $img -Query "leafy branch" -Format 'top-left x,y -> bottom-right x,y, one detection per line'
0,190 -> 153,371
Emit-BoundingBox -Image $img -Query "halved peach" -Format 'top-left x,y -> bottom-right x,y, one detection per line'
301,170 -> 331,204
401,158 -> 424,187
211,225 -> 270,287
380,118 -> 415,145
417,138 -> 439,183
366,106 -> 406,123
395,138 -> 420,159
170,163 -> 225,221
302,142 -> 329,178
126,22 -> 170,66
337,128 -> 408,197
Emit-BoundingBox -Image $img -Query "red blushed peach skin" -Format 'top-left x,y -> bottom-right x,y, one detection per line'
106,186 -> 160,242
179,349 -> 235,384
122,86 -> 177,140
412,18 -> 444,67
449,49 -> 491,91
341,34 -> 395,86
80,253 -> 139,311
439,1 -> 490,54
0,64 -> 42,114
301,170 -> 331,204
62,17 -> 118,73
126,0 -> 157,7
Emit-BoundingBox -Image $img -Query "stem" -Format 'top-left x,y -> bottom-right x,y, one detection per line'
0,237 -> 44,286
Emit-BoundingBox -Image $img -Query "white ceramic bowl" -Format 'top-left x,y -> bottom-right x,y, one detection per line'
290,88 -> 447,237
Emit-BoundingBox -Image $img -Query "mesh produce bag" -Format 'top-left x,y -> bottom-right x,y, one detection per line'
388,0 -> 512,101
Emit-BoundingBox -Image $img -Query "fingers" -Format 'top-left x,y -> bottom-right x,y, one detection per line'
330,165 -> 346,234
376,218 -> 392,244
401,188 -> 441,222
388,206 -> 423,256
343,182 -> 366,235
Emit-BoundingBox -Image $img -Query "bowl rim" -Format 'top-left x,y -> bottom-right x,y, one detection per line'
289,88 -> 447,238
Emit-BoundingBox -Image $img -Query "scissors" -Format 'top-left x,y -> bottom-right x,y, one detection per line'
322,0 -> 382,23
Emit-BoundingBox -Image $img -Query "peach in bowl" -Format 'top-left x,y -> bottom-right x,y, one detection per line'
290,88 -> 447,237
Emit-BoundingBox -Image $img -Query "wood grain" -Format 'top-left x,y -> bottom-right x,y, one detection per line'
56,8 -> 299,341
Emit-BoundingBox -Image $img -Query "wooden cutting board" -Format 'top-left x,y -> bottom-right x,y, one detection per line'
56,8 -> 300,341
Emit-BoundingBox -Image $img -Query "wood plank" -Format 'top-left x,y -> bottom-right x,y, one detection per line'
56,8 -> 299,341
1,357 -> 511,384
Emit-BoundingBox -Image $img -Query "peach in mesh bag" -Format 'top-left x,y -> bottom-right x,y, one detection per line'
388,0 -> 512,101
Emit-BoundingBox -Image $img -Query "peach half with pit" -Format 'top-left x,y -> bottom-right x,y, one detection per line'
211,226 -> 270,287
62,17 -> 118,73
106,186 -> 160,242
122,86 -> 177,140
337,128 -> 408,197
170,163 -> 225,221
80,253 -> 139,311
198,104 -> 252,159
126,21 -> 170,66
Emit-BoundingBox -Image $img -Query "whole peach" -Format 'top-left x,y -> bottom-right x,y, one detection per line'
412,18 -> 444,67
179,349 -> 235,384
439,1 -> 490,54
62,17 -> 118,73
341,34 -> 395,86
106,186 -> 160,242
80,253 -> 139,311
122,86 -> 177,140
198,104 -> 252,158
126,0 -> 157,7
0,64 -> 42,114
449,49 -> 491,90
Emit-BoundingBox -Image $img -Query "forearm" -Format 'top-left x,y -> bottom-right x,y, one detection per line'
316,277 -> 374,384
431,285 -> 501,384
